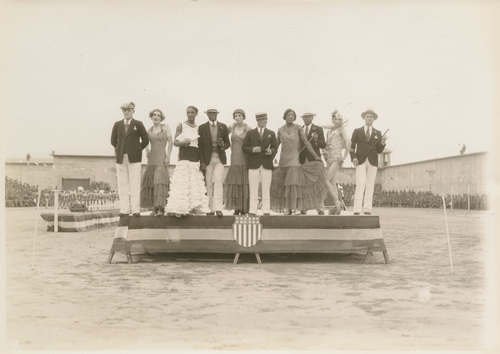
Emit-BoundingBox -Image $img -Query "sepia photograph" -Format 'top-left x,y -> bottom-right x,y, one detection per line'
1,0 -> 499,353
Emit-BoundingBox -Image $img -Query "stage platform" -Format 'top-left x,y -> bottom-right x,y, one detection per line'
108,215 -> 389,264
41,210 -> 120,232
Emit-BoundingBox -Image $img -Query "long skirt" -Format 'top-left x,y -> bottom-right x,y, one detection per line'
223,164 -> 249,213
270,161 -> 328,213
140,165 -> 170,209
165,160 -> 209,215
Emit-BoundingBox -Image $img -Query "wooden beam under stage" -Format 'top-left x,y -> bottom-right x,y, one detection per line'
108,215 -> 389,264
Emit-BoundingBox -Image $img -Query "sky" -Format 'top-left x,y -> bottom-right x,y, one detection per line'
1,0 -> 499,167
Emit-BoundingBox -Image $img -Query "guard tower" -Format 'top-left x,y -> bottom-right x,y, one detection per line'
379,148 -> 392,168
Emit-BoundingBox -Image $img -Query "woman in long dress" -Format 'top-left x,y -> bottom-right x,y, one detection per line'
270,108 -> 328,214
223,109 -> 251,215
165,106 -> 209,216
140,109 -> 172,216
322,110 -> 351,215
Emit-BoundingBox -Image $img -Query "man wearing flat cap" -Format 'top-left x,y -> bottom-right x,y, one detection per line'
111,101 -> 149,216
198,106 -> 230,216
349,109 -> 387,215
242,112 -> 278,216
299,111 -> 327,215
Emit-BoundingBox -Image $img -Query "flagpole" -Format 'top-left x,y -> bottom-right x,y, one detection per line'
441,194 -> 454,273
31,188 -> 42,270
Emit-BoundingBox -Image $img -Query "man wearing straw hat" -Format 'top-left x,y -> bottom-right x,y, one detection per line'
350,109 -> 387,215
242,112 -> 278,216
299,111 -> 327,215
111,101 -> 149,216
198,106 -> 230,216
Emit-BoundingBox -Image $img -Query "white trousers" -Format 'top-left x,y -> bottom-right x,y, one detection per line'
116,154 -> 142,214
248,166 -> 272,214
353,160 -> 378,213
205,153 -> 224,212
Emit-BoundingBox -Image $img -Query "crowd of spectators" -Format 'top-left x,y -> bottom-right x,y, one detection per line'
331,183 -> 488,210
5,177 -> 40,207
5,177 -> 488,211
5,177 -> 118,209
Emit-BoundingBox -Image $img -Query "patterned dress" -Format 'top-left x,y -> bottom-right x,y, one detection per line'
165,122 -> 209,215
270,124 -> 328,213
223,127 -> 249,213
140,126 -> 170,209
323,128 -> 346,168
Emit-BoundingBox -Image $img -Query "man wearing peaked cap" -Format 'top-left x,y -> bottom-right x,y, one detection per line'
198,106 -> 230,216
111,101 -> 149,216
242,112 -> 278,216
299,111 -> 327,215
349,108 -> 387,215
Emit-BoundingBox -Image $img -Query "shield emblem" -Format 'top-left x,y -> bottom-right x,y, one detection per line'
233,216 -> 262,247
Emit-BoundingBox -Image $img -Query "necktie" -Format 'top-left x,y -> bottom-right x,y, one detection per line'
305,125 -> 309,137
124,122 -> 130,134
365,127 -> 370,140
259,128 -> 263,138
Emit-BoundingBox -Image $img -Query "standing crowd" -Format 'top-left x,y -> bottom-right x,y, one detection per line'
111,101 -> 387,217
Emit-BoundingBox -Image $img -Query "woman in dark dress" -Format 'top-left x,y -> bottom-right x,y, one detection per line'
223,109 -> 251,215
270,108 -> 328,214
140,109 -> 172,215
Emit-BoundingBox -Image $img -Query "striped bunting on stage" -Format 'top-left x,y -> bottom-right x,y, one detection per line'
233,216 -> 262,247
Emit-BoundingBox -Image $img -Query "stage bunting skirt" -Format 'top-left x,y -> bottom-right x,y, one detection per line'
108,215 -> 389,264
41,210 -> 120,232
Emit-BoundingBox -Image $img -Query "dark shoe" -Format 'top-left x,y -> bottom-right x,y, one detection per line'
133,213 -> 140,217
119,213 -> 128,217
206,212 -> 215,216
354,212 -> 360,216
233,210 -> 241,215
300,211 -> 307,215
247,213 -> 256,216
216,211 -> 223,217
317,210 -> 325,215
364,211 -> 372,215
263,213 -> 270,216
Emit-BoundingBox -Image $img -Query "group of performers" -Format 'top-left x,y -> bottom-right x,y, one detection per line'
110,102 -> 387,217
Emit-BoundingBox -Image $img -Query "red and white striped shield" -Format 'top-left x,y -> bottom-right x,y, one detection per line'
233,216 -> 262,247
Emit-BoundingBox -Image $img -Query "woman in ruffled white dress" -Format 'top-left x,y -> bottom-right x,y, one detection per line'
322,110 -> 351,214
165,106 -> 209,216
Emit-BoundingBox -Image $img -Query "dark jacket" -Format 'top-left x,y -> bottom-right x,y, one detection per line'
198,121 -> 230,165
349,126 -> 385,166
299,123 -> 326,164
110,118 -> 149,164
242,128 -> 278,170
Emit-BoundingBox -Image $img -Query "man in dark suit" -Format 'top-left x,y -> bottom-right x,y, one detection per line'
110,101 -> 149,216
242,112 -> 278,216
299,111 -> 327,215
349,109 -> 387,215
198,106 -> 230,216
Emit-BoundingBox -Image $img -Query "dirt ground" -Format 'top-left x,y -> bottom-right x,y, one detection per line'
3,206 -> 499,352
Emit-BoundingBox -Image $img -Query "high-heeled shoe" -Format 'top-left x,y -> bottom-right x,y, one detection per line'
335,203 -> 342,215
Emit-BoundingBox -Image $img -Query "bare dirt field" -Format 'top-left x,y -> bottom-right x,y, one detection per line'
3,206 -> 499,352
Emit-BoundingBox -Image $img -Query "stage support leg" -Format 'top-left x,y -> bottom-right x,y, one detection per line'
107,252 -> 115,264
126,253 -> 133,264
233,253 -> 240,264
383,251 -> 389,264
255,253 -> 262,264
364,251 -> 373,263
